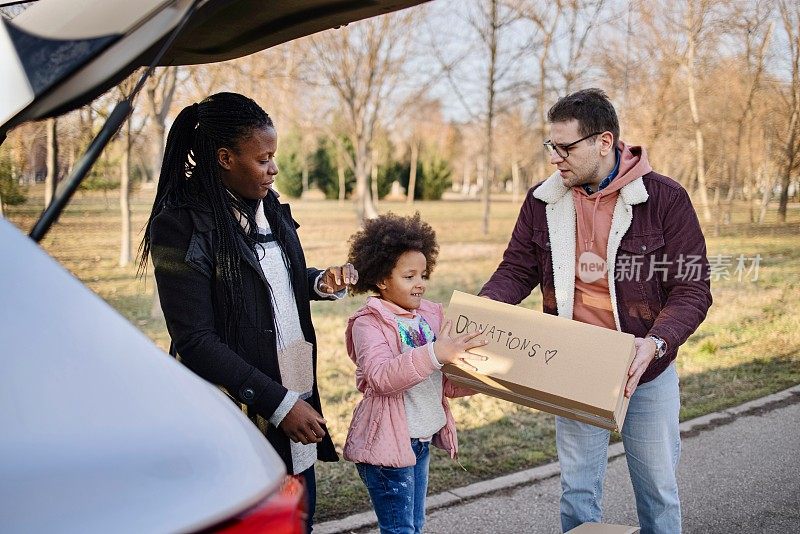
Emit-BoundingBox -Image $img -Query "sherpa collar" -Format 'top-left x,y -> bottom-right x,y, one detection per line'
533,171 -> 649,206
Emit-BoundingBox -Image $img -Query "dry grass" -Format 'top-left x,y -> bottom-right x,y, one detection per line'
5,185 -> 800,521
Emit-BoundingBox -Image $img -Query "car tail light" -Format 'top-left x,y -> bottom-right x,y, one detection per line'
214,476 -> 306,534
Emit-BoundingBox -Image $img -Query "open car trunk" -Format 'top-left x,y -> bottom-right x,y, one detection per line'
0,0 -> 427,135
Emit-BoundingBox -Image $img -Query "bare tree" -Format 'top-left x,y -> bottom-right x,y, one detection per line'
399,98 -> 442,204
683,0 -> 714,222
116,76 -> 148,267
144,67 -> 179,184
119,116 -> 133,266
309,13 -> 417,220
44,118 -> 58,209
726,2 -> 773,223
525,3 -> 561,184
431,0 -> 523,233
515,0 -> 606,184
556,0 -> 607,93
480,0 -> 500,235
496,107 -> 534,203
141,68 -> 180,316
406,138 -> 419,203
776,0 -> 800,223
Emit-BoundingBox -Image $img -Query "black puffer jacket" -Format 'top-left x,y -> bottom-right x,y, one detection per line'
150,193 -> 338,471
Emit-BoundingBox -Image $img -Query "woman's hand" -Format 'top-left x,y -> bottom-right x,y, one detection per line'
433,320 -> 489,371
280,399 -> 327,444
318,263 -> 358,293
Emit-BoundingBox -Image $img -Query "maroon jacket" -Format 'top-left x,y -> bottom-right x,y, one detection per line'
480,171 -> 712,385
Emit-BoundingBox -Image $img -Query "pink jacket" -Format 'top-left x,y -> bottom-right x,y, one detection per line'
343,297 -> 473,467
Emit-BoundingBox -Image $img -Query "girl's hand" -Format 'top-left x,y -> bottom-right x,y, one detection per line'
433,320 -> 489,370
318,263 -> 358,293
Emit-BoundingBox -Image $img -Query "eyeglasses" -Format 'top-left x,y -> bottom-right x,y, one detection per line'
543,132 -> 604,159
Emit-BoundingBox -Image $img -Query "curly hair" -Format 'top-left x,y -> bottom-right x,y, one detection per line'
347,212 -> 439,295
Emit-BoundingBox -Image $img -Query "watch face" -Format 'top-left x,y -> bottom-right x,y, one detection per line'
651,336 -> 665,358
658,341 -> 666,356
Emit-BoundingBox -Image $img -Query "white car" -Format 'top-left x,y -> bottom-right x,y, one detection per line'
0,1 -> 426,531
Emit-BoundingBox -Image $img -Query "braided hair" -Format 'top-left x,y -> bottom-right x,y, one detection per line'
139,92 -> 285,344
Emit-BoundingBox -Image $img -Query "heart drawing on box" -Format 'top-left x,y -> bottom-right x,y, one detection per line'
545,349 -> 558,364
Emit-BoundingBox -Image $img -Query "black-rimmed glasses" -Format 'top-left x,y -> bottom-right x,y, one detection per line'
543,132 -> 604,159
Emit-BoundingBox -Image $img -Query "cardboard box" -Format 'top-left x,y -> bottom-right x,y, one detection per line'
566,523 -> 640,534
442,291 -> 636,431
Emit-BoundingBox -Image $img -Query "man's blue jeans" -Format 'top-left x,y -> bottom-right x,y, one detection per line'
556,363 -> 681,534
356,439 -> 430,534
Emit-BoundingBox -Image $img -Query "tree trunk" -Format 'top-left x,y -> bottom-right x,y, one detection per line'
119,120 -> 132,267
777,0 -> 800,223
511,158 -> 521,204
353,138 -> 378,220
150,120 -> 166,184
302,150 -> 310,195
482,0 -> 498,236
461,157 -> 471,196
146,67 -> 178,185
532,7 -> 558,185
685,8 -> 712,222
747,150 -> 755,223
758,163 -> 774,224
337,163 -> 346,205
44,117 -> 58,209
537,54 -> 549,184
407,140 -> 419,204
371,162 -> 379,207
712,187 -> 722,236
151,282 -> 164,320
778,95 -> 798,223
730,22 -> 773,210
777,169 -> 792,222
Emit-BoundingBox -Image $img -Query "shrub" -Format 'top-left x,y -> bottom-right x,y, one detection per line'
0,154 -> 27,208
420,156 -> 452,200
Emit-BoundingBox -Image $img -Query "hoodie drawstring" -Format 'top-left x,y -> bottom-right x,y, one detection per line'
576,191 -> 603,251
587,191 -> 603,250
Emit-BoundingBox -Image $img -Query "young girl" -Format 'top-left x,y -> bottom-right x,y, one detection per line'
343,213 -> 486,534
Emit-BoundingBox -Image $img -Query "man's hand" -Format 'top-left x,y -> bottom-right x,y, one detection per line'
279,399 -> 327,444
318,263 -> 358,294
625,337 -> 657,398
433,320 -> 489,371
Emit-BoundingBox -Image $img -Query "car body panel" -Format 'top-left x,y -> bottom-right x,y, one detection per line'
0,218 -> 286,533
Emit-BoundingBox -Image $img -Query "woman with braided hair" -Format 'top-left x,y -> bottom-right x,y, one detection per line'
140,92 -> 357,531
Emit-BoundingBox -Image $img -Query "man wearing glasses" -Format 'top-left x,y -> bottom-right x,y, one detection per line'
480,88 -> 712,534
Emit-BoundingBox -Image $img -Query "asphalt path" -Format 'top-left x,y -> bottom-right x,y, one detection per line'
340,392 -> 800,534
419,394 -> 800,533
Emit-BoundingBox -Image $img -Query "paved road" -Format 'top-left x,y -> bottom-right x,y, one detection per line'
361,395 -> 800,533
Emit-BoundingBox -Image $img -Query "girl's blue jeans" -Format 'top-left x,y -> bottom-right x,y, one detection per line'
556,363 -> 682,534
356,439 -> 430,534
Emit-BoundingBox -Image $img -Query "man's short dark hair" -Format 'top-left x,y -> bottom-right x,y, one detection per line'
547,88 -> 620,146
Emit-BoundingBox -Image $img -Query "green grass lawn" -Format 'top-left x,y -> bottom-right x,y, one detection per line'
6,186 -> 800,521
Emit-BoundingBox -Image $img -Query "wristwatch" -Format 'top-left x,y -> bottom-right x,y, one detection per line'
648,335 -> 667,359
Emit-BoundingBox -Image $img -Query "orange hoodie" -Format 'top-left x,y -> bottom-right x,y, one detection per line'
572,142 -> 653,330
